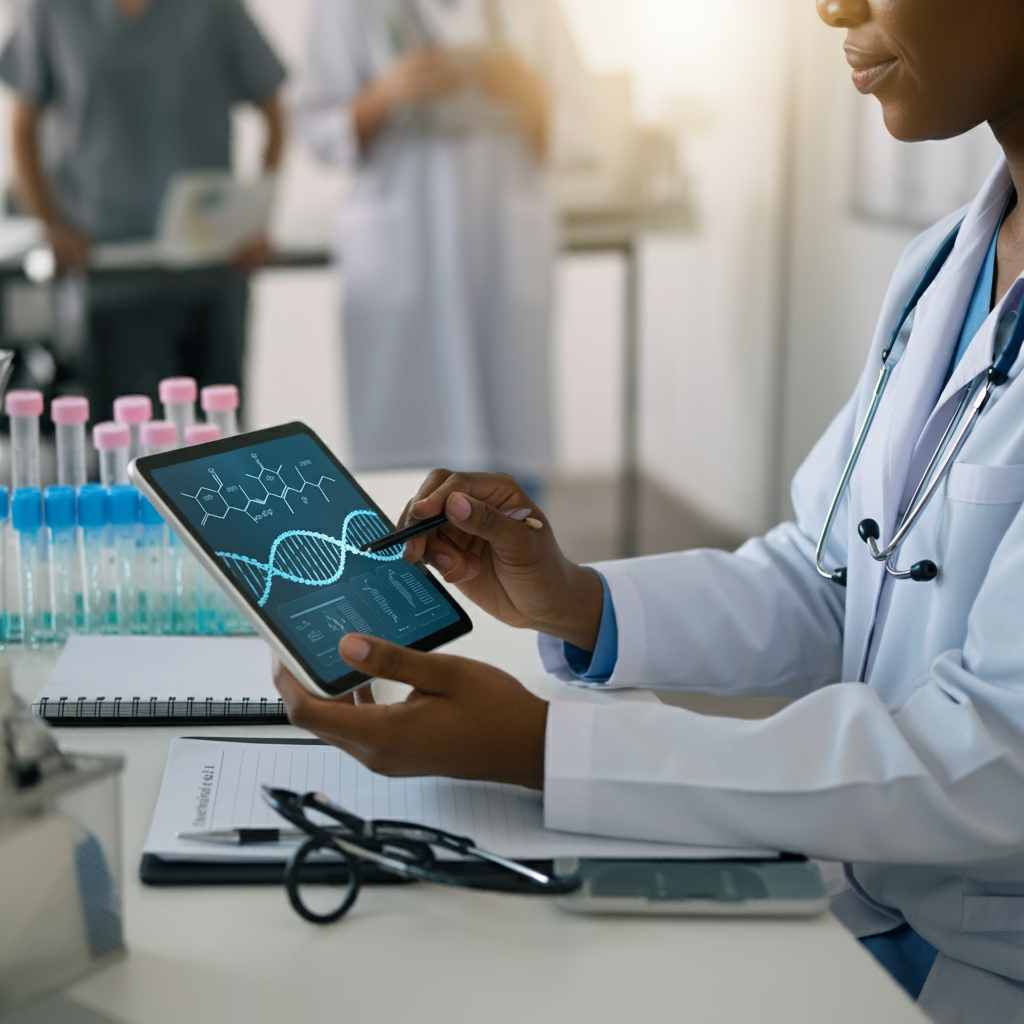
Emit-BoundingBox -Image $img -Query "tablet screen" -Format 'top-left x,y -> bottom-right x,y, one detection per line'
141,424 -> 470,694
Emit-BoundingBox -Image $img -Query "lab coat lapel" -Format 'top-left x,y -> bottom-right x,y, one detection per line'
878,165 -> 1012,539
845,163 -> 1010,679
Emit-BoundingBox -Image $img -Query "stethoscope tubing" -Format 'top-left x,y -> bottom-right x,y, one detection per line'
816,218 -> 1024,587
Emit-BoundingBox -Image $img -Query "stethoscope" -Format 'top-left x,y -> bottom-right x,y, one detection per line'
816,220 -> 1024,587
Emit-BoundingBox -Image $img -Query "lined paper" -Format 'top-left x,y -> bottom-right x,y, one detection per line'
145,738 -> 773,862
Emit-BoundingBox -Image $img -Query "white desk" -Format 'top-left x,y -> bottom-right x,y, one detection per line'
6,473 -> 926,1024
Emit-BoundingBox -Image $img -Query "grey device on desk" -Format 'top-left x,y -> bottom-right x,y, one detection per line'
554,859 -> 829,917
130,422 -> 472,700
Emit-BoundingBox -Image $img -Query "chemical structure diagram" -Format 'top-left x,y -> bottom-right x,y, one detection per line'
183,455 -> 336,525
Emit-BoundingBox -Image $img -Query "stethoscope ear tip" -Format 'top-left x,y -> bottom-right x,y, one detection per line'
910,560 -> 938,582
858,519 -> 880,542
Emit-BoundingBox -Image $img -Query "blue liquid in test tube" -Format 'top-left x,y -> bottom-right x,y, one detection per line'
139,496 -> 168,634
12,487 -> 47,645
77,484 -> 109,634
109,484 -> 140,634
45,485 -> 77,642
0,487 -> 10,642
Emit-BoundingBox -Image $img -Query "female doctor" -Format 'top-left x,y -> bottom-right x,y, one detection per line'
276,0 -> 1024,1018
294,0 -> 592,479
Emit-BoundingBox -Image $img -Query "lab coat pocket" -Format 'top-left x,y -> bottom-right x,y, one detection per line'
945,463 -> 1024,505
962,896 -> 1024,933
501,192 -> 556,304
334,200 -> 419,306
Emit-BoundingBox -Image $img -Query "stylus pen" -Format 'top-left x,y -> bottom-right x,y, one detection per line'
361,508 -> 544,555
360,513 -> 449,554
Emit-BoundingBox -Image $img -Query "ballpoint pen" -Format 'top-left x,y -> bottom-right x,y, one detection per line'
360,507 -> 543,555
177,826 -> 313,845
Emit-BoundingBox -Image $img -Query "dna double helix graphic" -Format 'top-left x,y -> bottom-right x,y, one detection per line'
215,509 -> 404,607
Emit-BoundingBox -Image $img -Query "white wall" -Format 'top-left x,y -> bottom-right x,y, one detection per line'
631,1 -> 792,536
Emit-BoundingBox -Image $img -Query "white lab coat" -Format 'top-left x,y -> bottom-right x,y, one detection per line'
294,0 -> 593,473
540,159 -> 1024,1022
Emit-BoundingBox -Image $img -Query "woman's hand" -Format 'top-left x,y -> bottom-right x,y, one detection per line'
45,221 -> 92,272
352,49 -> 461,150
272,635 -> 548,790
399,470 -> 603,652
470,47 -> 548,155
230,233 -> 274,273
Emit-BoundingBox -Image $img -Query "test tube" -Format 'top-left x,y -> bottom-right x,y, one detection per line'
45,485 -> 77,642
13,487 -> 47,645
77,484 -> 109,634
5,390 -> 44,491
200,384 -> 239,438
139,494 -> 167,634
109,484 -> 140,634
51,396 -> 90,489
159,377 -> 197,447
92,421 -> 131,487
183,422 -> 223,632
184,423 -> 221,446
140,420 -> 179,457
113,394 -> 152,465
0,486 -> 11,642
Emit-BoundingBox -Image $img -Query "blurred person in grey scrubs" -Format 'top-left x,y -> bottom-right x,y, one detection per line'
294,0 -> 593,488
0,0 -> 286,420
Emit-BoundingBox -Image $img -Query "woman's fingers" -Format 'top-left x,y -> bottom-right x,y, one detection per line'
338,634 -> 454,695
274,638 -> 547,787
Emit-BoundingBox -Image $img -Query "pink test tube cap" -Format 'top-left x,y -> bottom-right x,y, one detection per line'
200,384 -> 239,413
92,421 -> 131,451
5,389 -> 44,418
113,394 -> 153,425
140,420 -> 179,449
184,423 -> 221,446
51,395 -> 89,424
158,377 -> 198,405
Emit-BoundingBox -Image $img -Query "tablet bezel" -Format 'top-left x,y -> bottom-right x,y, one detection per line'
130,421 -> 473,699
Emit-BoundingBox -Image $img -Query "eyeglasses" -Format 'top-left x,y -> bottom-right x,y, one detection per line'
262,785 -> 581,924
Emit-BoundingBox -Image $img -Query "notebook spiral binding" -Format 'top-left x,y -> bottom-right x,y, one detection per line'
32,694 -> 288,726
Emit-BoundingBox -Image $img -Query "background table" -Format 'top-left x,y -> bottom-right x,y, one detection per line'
5,473 -> 926,1024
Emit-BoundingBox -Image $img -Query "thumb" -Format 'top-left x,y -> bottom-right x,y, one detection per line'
444,491 -> 538,552
339,633 -> 452,695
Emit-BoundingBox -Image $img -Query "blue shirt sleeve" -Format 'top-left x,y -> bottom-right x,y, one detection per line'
562,573 -> 619,682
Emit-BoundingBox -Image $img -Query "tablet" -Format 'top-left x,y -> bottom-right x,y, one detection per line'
130,422 -> 473,699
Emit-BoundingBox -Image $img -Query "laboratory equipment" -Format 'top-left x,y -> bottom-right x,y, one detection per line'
92,422 -> 131,487
51,396 -> 90,489
12,487 -> 47,645
0,487 -> 10,642
0,666 -> 125,1015
76,484 -> 109,635
108,485 -> 140,634
158,377 -> 197,447
45,485 -> 78,642
5,390 -> 43,491
183,423 -> 221,446
113,395 -> 152,464
139,494 -> 168,634
200,384 -> 239,437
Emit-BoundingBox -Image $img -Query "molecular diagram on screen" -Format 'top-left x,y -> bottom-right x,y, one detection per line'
183,456 -> 336,525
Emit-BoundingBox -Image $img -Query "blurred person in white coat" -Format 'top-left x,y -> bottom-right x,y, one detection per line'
294,0 -> 593,485
274,0 -> 1024,1016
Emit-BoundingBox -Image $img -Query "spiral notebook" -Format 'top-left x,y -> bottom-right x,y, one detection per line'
32,636 -> 284,726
